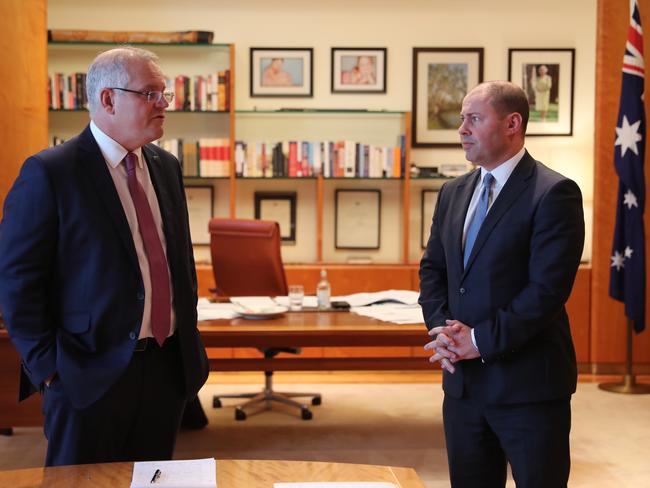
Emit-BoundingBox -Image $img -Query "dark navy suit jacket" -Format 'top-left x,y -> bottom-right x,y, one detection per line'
0,125 -> 209,409
419,151 -> 584,404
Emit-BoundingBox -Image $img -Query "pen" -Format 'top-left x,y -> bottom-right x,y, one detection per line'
150,469 -> 161,484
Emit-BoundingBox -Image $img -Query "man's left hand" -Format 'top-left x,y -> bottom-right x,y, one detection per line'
442,320 -> 481,361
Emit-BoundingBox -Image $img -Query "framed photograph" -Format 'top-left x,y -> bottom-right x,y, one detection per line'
335,189 -> 381,249
250,47 -> 313,97
412,47 -> 484,148
254,191 -> 297,243
184,186 -> 214,245
331,47 -> 387,94
508,48 -> 575,136
421,190 -> 439,249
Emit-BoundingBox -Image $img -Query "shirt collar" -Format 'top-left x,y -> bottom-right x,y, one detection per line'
479,146 -> 526,188
89,121 -> 143,169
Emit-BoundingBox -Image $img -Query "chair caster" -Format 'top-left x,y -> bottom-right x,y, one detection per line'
311,396 -> 322,406
301,407 -> 313,420
213,397 -> 222,408
235,407 -> 247,421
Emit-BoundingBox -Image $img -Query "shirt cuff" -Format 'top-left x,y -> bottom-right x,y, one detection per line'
470,328 -> 479,352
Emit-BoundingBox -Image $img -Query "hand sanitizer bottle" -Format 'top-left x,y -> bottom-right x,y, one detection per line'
316,269 -> 331,310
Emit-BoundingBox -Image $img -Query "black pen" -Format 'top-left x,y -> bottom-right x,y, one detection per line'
150,469 -> 161,484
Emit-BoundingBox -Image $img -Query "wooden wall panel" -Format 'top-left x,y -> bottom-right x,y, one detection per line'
0,0 -> 48,216
592,0 -> 650,364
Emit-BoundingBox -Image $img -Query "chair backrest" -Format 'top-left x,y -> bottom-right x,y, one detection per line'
209,218 -> 288,297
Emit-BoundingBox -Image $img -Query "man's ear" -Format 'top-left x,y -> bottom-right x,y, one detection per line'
99,88 -> 116,114
505,112 -> 523,135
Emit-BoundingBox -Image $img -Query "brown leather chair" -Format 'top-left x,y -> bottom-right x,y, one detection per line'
208,218 -> 321,420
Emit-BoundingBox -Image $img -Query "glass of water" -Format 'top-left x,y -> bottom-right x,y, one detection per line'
288,284 -> 304,311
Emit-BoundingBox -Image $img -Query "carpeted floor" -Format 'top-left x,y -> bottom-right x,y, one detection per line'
1,380 -> 649,487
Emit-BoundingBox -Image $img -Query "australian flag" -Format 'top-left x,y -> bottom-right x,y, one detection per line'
610,0 -> 646,333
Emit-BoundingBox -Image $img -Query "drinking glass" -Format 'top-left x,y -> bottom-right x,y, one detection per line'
288,284 -> 304,311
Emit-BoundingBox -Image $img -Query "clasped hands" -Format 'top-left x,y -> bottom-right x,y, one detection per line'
424,319 -> 480,373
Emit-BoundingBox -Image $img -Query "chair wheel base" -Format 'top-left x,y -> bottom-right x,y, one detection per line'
311,396 -> 322,406
235,407 -> 247,421
213,397 -> 222,408
301,407 -> 313,420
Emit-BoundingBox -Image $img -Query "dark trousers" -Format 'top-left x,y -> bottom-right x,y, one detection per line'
443,394 -> 571,488
42,334 -> 186,466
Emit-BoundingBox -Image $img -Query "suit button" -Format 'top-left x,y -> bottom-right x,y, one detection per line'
137,292 -> 145,300
459,288 -> 466,294
129,332 -> 136,340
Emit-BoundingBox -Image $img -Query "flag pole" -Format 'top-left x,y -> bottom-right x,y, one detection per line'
599,318 -> 650,394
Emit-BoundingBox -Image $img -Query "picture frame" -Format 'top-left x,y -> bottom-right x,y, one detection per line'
254,191 -> 297,243
250,47 -> 313,97
331,47 -> 387,94
412,47 -> 484,148
421,189 -> 439,249
508,48 -> 575,136
184,185 -> 214,245
335,189 -> 381,250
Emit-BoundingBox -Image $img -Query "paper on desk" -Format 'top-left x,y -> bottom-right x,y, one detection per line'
130,458 -> 216,488
332,290 -> 419,308
351,303 -> 424,324
274,483 -> 397,488
229,296 -> 279,312
197,299 -> 239,321
274,296 -> 319,308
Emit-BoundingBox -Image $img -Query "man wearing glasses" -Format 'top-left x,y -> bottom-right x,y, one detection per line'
0,47 -> 208,465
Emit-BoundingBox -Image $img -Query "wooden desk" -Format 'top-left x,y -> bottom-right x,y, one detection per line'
0,459 -> 425,487
199,311 -> 431,372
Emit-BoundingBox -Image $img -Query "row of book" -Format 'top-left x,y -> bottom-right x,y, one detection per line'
234,137 -> 406,178
158,138 -> 230,177
48,71 -> 231,112
168,72 -> 230,112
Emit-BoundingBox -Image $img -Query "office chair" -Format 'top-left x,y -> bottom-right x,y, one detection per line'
208,218 -> 321,420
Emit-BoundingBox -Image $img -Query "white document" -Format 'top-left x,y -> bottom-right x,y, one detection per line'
197,299 -> 239,321
130,458 -> 216,488
274,295 -> 319,308
333,290 -> 419,308
351,304 -> 424,325
229,296 -> 279,312
274,483 -> 397,488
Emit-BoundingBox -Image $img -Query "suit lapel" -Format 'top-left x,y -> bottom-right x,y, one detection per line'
462,152 -> 536,275
451,169 -> 481,272
80,126 -> 140,272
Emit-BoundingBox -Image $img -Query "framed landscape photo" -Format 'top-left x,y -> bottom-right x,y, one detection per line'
184,185 -> 214,245
335,189 -> 381,250
331,47 -> 387,94
250,47 -> 313,97
412,47 -> 484,147
421,189 -> 439,249
254,191 -> 297,243
508,48 -> 575,136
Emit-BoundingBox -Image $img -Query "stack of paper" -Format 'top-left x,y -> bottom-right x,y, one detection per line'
197,298 -> 239,321
274,296 -> 319,308
130,458 -> 216,488
230,296 -> 281,312
332,290 -> 419,308
351,303 -> 424,325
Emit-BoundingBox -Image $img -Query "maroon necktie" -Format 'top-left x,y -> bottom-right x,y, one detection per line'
125,152 -> 171,346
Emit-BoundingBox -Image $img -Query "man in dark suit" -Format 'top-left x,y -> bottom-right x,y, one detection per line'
419,81 -> 584,488
0,47 -> 208,466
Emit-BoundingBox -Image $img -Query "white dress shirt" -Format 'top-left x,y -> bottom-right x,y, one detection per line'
90,121 -> 176,340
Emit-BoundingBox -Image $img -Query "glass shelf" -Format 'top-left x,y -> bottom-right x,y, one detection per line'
236,109 -> 405,115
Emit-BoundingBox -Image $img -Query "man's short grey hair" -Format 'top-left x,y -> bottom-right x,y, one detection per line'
86,46 -> 160,113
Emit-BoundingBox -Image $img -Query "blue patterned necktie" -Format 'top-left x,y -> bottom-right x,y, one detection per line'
463,173 -> 495,268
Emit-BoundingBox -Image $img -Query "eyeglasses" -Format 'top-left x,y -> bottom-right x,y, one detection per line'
108,87 -> 175,104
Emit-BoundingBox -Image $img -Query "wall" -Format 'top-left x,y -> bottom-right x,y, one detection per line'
0,0 -> 47,216
47,0 -> 597,263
